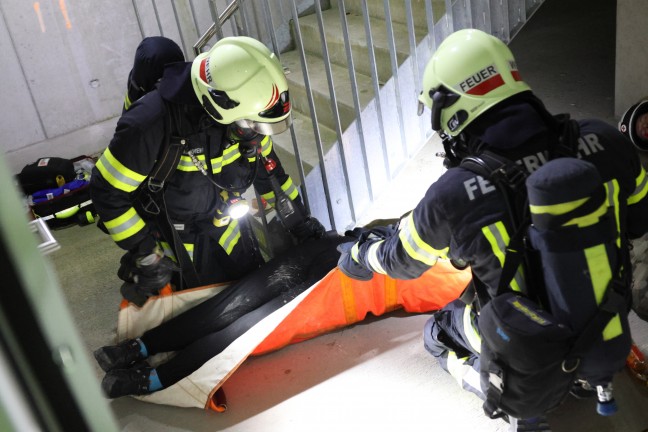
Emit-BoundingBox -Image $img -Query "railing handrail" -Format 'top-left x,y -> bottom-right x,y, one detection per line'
193,0 -> 243,55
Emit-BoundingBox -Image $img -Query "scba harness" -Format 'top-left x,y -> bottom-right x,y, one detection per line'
460,116 -> 631,419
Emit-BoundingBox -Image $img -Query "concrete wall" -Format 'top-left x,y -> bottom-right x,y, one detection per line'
615,0 -> 648,116
0,0 -> 323,174
0,0 -> 226,173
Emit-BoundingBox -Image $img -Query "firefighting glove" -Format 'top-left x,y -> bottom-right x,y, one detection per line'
133,246 -> 179,292
336,242 -> 373,281
290,216 -> 326,242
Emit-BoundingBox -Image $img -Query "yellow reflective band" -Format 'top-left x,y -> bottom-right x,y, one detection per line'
529,196 -> 589,216
482,222 -> 524,292
261,177 -> 300,207
398,213 -> 445,266
584,244 -> 622,340
211,157 -> 224,174
160,241 -> 194,262
260,135 -> 272,157
564,199 -> 608,228
280,178 -> 299,200
481,222 -> 508,266
364,240 -> 387,274
124,93 -> 132,110
462,304 -> 482,353
222,144 -> 242,166
103,207 -> 145,242
605,181 -> 622,247
219,218 -> 241,254
261,190 -> 276,206
96,148 -> 146,193
446,351 -> 470,387
629,167 -> 648,205
177,154 -> 204,172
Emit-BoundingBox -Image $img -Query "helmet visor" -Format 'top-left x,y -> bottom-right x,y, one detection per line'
236,114 -> 293,136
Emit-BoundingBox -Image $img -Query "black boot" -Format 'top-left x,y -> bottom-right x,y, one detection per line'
94,339 -> 145,372
101,362 -> 153,398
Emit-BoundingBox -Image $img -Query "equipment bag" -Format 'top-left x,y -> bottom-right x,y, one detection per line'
17,157 -> 75,195
462,148 -> 630,420
27,156 -> 98,228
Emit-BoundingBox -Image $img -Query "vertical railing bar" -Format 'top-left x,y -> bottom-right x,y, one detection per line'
382,0 -> 408,158
260,1 -> 279,54
246,1 -> 283,246
260,1 -> 312,214
237,1 -> 251,35
337,0 -> 374,202
289,0 -> 336,229
501,0 -> 511,42
483,0 -> 492,34
207,0 -> 224,42
444,0 -> 454,34
131,0 -> 145,39
151,0 -> 164,36
170,1 -> 189,59
405,0 -> 424,143
188,0 -> 201,39
465,0 -> 473,28
313,0 -> 357,222
360,0 -> 390,180
424,0 -> 436,51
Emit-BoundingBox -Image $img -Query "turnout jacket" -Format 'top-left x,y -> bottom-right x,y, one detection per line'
357,101 -> 648,298
91,62 -> 300,254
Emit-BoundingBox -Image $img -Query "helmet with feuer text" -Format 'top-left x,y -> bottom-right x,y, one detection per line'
191,36 -> 292,135
417,29 -> 531,137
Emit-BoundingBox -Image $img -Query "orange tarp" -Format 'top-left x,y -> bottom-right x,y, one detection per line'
252,261 -> 471,355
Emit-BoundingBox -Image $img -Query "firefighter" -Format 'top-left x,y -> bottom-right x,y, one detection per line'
122,36 -> 184,111
337,29 -> 648,432
91,36 -> 324,306
619,99 -> 648,152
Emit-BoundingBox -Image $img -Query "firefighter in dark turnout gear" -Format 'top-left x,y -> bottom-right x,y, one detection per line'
92,36 -> 324,304
337,29 -> 648,432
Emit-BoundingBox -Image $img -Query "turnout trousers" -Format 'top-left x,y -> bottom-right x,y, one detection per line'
423,298 -> 484,399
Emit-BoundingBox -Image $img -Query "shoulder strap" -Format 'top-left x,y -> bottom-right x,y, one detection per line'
138,102 -> 200,289
550,114 -> 581,158
461,152 -> 531,297
147,103 -> 186,192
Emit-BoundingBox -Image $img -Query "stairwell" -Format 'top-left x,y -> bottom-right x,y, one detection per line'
269,0 -> 447,232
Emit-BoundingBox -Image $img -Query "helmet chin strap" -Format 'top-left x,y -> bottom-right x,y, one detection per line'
437,131 -> 462,169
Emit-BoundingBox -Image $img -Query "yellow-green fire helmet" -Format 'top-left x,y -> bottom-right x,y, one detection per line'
191,36 -> 292,135
418,29 -> 531,136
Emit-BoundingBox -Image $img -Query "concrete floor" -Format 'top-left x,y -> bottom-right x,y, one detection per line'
46,0 -> 648,431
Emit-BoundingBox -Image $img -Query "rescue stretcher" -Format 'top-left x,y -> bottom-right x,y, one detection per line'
115,236 -> 471,411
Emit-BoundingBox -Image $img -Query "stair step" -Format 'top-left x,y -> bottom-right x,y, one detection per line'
297,7 -> 427,84
280,49 -> 374,133
270,108 -> 337,181
332,0 -> 447,30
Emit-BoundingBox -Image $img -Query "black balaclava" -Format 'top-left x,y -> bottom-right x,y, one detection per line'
128,36 -> 184,98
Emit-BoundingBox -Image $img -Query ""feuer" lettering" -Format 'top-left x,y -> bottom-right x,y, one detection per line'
458,65 -> 498,92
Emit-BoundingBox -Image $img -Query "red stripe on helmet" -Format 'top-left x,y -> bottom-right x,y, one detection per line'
465,74 -> 505,96
264,84 -> 279,110
200,58 -> 208,83
511,70 -> 522,82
